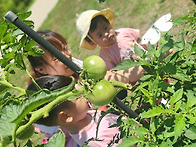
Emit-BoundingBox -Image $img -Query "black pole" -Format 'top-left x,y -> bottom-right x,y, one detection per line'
4,11 -> 146,125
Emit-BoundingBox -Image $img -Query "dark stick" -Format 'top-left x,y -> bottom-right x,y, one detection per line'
4,11 -> 146,125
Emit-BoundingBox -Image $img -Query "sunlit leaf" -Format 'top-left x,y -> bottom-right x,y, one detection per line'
134,44 -> 145,58
184,125 -> 196,140
170,89 -> 183,106
17,11 -> 32,20
117,135 -> 143,147
140,107 -> 174,119
45,130 -> 65,147
186,90 -> 196,108
0,21 -> 7,42
174,114 -> 185,139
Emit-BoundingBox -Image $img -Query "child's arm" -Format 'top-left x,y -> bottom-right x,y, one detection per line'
104,49 -> 173,83
104,65 -> 144,83
137,37 -> 148,51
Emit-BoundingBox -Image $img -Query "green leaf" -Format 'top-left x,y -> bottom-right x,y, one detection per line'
169,89 -> 183,106
11,28 -> 24,37
184,143 -> 196,147
0,135 -> 12,147
162,63 -> 177,74
134,44 -> 145,57
173,17 -> 184,25
151,116 -> 162,133
111,60 -> 138,70
117,135 -> 143,147
184,125 -> 196,140
139,75 -> 153,81
45,130 -> 65,147
17,11 -> 32,20
134,127 -> 149,142
161,39 -> 173,54
23,139 -> 33,147
174,114 -> 185,139
174,101 -> 181,112
173,68 -> 190,81
186,90 -> 196,108
23,39 -> 37,52
0,21 -> 7,42
140,107 -> 174,119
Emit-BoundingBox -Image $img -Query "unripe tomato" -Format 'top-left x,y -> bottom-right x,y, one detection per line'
87,80 -> 115,106
17,121 -> 35,140
83,55 -> 107,81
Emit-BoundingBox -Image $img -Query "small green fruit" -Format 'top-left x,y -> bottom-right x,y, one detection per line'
17,121 -> 35,140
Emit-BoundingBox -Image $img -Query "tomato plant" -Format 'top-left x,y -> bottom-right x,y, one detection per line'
83,55 -> 107,81
1,7 -> 196,147
87,80 -> 116,106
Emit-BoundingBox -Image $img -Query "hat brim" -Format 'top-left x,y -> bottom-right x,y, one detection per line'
80,8 -> 115,50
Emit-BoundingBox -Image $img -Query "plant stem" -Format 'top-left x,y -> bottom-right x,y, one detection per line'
0,80 -> 26,94
109,80 -> 131,89
25,68 -> 41,90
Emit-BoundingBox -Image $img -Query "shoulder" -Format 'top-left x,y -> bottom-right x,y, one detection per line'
72,57 -> 83,68
116,28 -> 140,39
116,28 -> 139,33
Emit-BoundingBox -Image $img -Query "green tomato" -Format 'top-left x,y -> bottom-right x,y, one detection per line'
83,55 -> 107,81
17,121 -> 35,140
87,80 -> 116,106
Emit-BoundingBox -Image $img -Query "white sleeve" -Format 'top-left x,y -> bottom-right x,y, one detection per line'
34,123 -> 60,135
72,57 -> 83,68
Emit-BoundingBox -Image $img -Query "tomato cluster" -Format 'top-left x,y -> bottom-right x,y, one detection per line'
83,56 -> 116,106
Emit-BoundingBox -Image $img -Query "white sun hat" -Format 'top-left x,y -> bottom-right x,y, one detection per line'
76,8 -> 115,50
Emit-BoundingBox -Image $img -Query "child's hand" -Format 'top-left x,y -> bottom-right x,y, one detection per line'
162,49 -> 174,58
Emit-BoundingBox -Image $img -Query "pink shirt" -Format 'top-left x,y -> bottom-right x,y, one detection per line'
70,110 -> 122,147
99,28 -> 145,70
34,124 -> 78,147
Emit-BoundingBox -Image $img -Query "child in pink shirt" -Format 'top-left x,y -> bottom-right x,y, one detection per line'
27,75 -> 122,147
76,9 -> 148,81
76,8 -> 172,84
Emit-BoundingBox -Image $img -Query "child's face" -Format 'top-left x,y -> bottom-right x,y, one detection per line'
41,49 -> 74,77
67,97 -> 91,122
89,20 -> 116,47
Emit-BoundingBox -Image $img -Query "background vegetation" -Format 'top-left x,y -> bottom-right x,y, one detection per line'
0,0 -> 35,23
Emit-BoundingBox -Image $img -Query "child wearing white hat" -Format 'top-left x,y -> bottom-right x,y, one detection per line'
76,8 -> 173,85
76,8 -> 149,84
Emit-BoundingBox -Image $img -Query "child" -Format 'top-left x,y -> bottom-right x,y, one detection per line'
76,8 -> 148,71
27,75 -> 122,147
76,9 -> 172,84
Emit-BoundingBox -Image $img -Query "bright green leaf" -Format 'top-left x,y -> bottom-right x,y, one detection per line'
184,125 -> 196,140
117,135 -> 143,147
134,44 -> 145,58
45,130 -> 65,147
187,90 -> 196,108
170,89 -> 183,106
174,115 -> 185,139
141,107 -> 174,119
